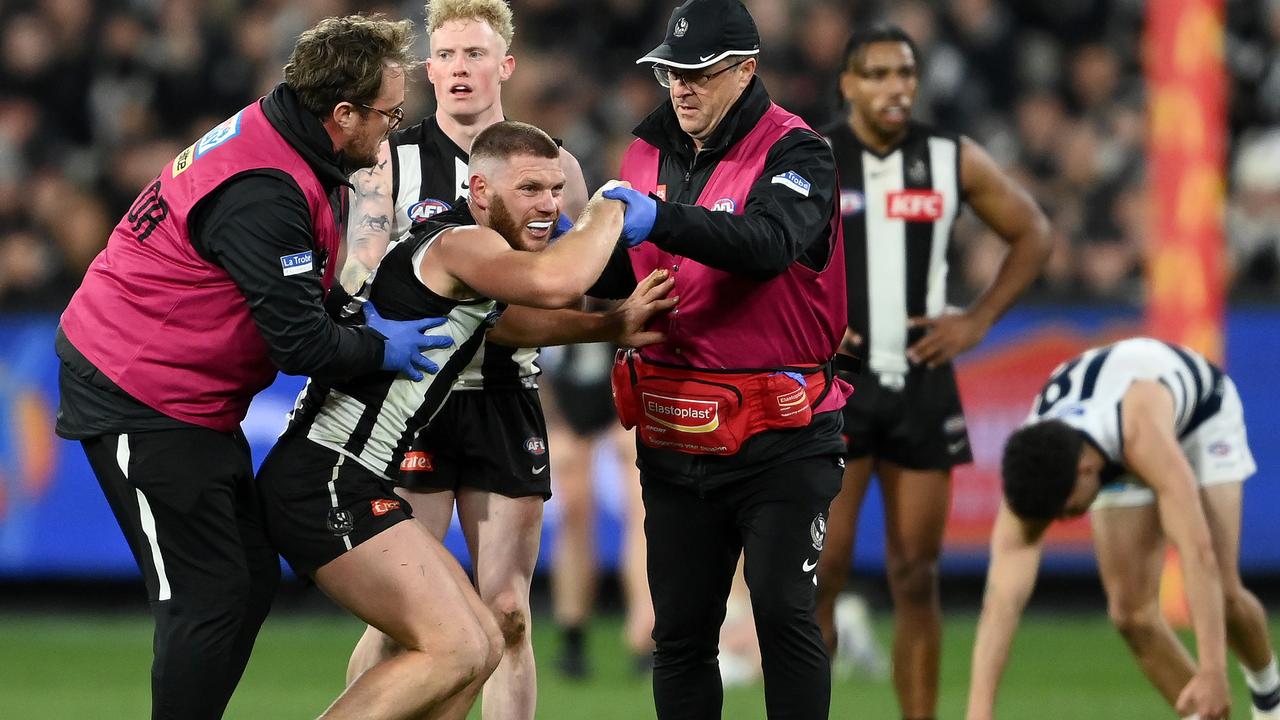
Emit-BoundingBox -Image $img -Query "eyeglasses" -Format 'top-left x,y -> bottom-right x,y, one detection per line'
653,59 -> 747,89
359,103 -> 405,131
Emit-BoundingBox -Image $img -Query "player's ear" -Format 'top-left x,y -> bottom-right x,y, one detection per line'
498,54 -> 515,83
839,71 -> 858,103
469,172 -> 489,209
330,101 -> 358,132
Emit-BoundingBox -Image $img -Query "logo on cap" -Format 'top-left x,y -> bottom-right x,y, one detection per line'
674,17 -> 688,37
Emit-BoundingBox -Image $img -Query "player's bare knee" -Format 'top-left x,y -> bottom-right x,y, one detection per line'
887,556 -> 939,607
465,616 -> 503,681
431,620 -> 501,688
1223,583 -> 1261,621
1108,602 -> 1161,641
489,591 -> 530,648
473,606 -> 505,671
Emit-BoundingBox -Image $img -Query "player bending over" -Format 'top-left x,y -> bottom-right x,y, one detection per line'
967,337 -> 1280,720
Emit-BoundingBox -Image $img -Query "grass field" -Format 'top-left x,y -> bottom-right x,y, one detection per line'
0,610 -> 1271,719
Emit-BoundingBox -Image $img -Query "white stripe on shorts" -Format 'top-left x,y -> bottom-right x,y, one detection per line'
330,453 -> 352,551
118,434 -> 172,601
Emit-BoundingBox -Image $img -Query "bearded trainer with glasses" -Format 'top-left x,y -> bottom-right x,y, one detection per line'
588,1 -> 851,717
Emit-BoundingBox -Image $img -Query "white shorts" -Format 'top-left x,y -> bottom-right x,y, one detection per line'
1091,377 -> 1256,510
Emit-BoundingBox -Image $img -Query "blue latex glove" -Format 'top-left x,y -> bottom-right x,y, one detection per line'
551,213 -> 574,239
773,371 -> 807,387
364,300 -> 453,381
601,185 -> 657,246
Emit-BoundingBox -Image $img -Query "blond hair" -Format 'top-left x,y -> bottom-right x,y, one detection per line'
425,0 -> 514,51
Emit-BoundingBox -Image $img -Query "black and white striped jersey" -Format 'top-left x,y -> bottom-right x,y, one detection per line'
1027,337 -> 1227,463
823,121 -> 962,375
286,204 -> 501,479
388,116 -> 538,390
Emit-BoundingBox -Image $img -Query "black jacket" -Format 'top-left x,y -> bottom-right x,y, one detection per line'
592,78 -> 846,489
57,84 -> 385,438
591,77 -> 837,295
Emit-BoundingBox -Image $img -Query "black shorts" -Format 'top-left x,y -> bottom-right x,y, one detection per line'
549,380 -> 616,437
547,342 -> 617,436
842,363 -> 973,470
400,388 -> 552,499
256,435 -> 413,577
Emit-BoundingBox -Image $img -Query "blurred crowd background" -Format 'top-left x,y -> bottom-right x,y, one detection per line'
1,0 -> 1279,313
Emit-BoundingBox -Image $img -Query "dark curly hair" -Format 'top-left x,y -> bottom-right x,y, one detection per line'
283,14 -> 418,118
841,23 -> 922,74
1001,420 -> 1085,521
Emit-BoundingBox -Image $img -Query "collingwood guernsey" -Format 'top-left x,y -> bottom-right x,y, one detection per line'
286,203 -> 501,479
388,116 -> 539,390
824,121 -> 961,375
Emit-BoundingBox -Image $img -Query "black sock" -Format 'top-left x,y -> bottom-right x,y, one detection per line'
563,625 -> 584,655
1254,688 -> 1280,711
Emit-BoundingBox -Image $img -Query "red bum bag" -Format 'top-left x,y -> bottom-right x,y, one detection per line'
610,349 -> 835,456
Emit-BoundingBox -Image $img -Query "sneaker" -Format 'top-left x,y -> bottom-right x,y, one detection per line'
833,593 -> 888,681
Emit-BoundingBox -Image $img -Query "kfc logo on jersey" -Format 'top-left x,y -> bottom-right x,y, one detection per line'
400,451 -> 434,472
886,190 -> 944,222
710,198 -> 736,213
371,498 -> 401,517
408,198 -> 451,223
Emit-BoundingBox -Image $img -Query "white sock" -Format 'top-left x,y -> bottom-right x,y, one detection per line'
1243,656 -> 1280,708
1244,657 -> 1280,692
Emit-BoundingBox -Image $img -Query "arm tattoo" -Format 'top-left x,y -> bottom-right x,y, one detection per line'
343,146 -> 393,293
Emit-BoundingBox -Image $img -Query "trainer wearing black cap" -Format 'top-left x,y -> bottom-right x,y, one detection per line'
591,1 -> 849,718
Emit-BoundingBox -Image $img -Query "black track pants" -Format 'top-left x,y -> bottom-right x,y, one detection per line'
82,429 -> 280,720
644,455 -> 843,720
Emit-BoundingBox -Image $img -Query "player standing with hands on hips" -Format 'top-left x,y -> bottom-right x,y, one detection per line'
589,1 -> 851,717
813,24 -> 1050,720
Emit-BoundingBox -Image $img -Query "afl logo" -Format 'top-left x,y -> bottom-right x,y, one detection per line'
710,197 -> 736,212
840,189 -> 865,216
408,199 -> 451,222
524,437 -> 547,456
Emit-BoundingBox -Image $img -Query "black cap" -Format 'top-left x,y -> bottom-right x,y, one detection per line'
637,0 -> 760,70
